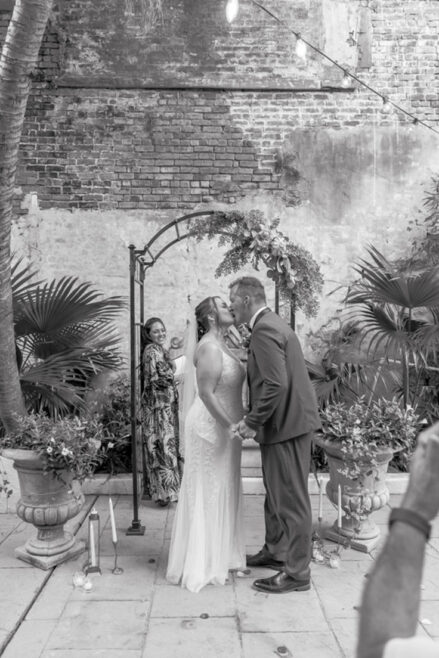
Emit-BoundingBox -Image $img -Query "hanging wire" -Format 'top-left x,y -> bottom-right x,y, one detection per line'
230,0 -> 439,136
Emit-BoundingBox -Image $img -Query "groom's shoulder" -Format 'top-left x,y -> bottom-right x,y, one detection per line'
259,311 -> 292,336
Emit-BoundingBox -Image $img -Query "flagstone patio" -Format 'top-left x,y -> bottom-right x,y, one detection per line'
1,483 -> 439,658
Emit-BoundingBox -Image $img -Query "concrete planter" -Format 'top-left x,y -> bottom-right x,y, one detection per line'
3,448 -> 86,570
314,437 -> 393,552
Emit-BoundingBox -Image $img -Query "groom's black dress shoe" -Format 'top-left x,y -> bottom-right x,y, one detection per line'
246,550 -> 284,571
252,571 -> 311,594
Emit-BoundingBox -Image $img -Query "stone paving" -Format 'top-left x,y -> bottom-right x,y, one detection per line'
1,487 -> 439,658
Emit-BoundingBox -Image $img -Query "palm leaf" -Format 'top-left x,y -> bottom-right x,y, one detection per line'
346,301 -> 422,358
307,358 -> 386,406
414,322 -> 439,356
20,347 -> 123,415
18,321 -> 123,363
14,277 -> 126,337
11,258 -> 43,302
348,246 -> 439,309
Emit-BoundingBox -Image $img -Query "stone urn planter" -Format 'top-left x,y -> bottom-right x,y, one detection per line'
316,397 -> 419,553
0,412 -> 104,570
4,448 -> 86,569
314,437 -> 392,552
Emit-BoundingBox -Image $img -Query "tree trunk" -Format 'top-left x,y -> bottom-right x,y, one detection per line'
0,0 -> 54,431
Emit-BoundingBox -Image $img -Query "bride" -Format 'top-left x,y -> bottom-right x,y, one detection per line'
166,296 -> 246,592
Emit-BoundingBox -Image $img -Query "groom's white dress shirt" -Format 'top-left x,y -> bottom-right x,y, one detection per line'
249,306 -> 269,331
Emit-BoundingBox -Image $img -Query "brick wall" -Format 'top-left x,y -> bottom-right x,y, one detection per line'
1,1 -> 438,214
16,88 -> 357,211
2,0 -> 439,353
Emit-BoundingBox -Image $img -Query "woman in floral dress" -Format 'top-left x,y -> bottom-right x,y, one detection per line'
141,317 -> 183,506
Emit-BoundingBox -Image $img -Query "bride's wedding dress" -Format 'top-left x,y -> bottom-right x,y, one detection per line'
166,341 -> 246,592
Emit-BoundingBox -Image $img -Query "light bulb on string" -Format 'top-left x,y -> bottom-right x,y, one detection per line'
408,117 -> 419,133
225,0 -> 239,23
341,71 -> 351,88
295,35 -> 307,61
381,97 -> 393,115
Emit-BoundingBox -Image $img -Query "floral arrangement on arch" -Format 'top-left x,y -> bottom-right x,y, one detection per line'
189,210 -> 324,318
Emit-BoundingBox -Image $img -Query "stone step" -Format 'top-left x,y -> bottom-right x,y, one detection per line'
80,471 -> 409,496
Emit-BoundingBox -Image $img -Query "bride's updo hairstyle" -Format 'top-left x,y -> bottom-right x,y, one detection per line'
195,297 -> 219,340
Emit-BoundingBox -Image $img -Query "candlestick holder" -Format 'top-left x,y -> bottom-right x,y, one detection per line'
85,509 -> 102,575
111,540 -> 123,575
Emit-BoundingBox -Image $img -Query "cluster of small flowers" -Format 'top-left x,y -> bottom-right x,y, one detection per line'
2,413 -> 104,483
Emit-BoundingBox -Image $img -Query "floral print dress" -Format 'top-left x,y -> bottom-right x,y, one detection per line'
142,343 -> 183,503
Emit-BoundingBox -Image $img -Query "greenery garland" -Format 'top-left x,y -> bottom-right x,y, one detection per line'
189,210 -> 323,318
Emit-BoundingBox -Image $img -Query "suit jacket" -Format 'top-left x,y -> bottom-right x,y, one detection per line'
245,309 -> 321,444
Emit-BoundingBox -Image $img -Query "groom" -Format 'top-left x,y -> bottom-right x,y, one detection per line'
229,276 -> 321,594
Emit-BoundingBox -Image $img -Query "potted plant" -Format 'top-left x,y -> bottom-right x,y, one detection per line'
315,397 -> 420,552
96,375 -> 132,475
0,413 -> 104,569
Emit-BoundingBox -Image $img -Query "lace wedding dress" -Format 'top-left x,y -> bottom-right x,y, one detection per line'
166,342 -> 246,592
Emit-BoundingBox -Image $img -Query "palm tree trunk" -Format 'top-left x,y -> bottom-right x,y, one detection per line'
402,308 -> 414,409
402,349 -> 409,409
0,0 -> 54,431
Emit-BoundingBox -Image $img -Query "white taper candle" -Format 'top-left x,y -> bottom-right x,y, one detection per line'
318,479 -> 323,519
109,497 -> 118,544
90,522 -> 96,566
337,484 -> 342,529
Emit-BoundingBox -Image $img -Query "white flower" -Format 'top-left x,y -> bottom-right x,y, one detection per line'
46,447 -> 53,454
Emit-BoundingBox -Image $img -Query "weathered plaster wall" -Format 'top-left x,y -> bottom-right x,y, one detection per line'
2,0 -> 439,361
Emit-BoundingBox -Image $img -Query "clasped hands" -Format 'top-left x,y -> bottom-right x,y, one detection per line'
230,419 -> 256,441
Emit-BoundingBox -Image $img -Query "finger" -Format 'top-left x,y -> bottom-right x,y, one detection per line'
416,423 -> 439,457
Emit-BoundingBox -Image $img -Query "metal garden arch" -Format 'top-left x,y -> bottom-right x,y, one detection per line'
127,210 -> 290,534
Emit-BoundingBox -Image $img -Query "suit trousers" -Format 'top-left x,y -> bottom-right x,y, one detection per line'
260,432 -> 312,580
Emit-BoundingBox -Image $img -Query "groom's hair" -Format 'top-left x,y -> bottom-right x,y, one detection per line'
229,276 -> 266,303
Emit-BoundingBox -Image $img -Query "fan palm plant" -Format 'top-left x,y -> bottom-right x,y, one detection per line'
344,245 -> 439,409
9,260 -> 126,417
306,319 -> 398,408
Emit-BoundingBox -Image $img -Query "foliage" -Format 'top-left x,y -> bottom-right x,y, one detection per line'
306,319 -> 394,408
96,376 -> 132,474
319,397 -> 420,480
344,245 -> 439,408
407,176 -> 439,267
0,413 -> 104,486
0,457 -> 13,501
9,260 -> 126,417
409,366 -> 439,425
189,209 -> 324,318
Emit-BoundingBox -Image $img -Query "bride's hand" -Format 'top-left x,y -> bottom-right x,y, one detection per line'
235,419 -> 256,440
229,424 -> 243,441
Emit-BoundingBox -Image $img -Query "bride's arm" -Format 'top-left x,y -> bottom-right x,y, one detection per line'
196,342 -> 233,430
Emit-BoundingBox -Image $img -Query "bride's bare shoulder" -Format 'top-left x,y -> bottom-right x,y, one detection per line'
195,338 -> 223,363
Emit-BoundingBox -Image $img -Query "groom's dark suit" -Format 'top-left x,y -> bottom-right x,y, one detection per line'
245,308 -> 321,581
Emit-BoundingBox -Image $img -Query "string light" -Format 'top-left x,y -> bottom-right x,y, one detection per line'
381,97 -> 393,114
226,0 -> 239,23
224,0 -> 439,136
341,71 -> 351,88
295,35 -> 307,61
408,117 -> 419,133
